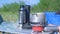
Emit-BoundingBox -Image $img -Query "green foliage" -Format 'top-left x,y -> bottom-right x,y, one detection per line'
0,1 -> 25,12
0,2 -> 25,22
32,0 -> 60,12
2,2 -> 20,12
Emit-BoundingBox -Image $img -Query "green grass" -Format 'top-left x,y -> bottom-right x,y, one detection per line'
0,11 -> 19,23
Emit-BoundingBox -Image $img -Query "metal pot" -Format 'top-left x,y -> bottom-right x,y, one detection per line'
30,13 -> 45,26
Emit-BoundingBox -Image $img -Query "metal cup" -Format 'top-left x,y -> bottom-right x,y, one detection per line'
30,13 -> 45,26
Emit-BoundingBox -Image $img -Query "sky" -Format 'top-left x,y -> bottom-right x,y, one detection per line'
22,0 -> 40,5
0,0 -> 40,7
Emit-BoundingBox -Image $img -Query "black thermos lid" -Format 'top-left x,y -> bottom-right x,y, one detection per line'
20,5 -> 25,11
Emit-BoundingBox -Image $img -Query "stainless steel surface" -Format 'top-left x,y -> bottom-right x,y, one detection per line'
19,5 -> 26,24
30,13 -> 45,26
0,22 -> 59,34
44,26 -> 59,32
0,22 -> 32,34
31,31 -> 53,34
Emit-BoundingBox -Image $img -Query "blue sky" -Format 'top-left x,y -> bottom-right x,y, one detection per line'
0,0 -> 40,7
22,0 -> 40,5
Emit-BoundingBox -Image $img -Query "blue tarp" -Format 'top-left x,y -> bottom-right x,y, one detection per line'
45,12 -> 60,26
